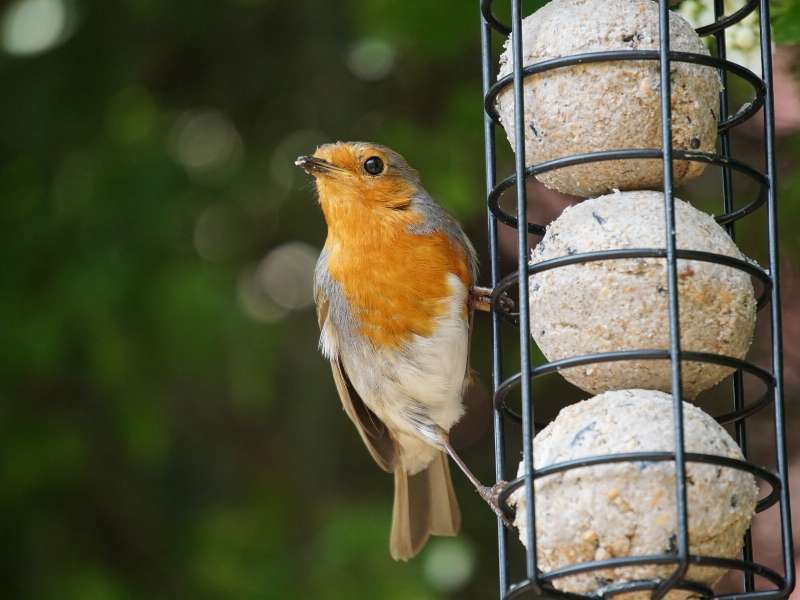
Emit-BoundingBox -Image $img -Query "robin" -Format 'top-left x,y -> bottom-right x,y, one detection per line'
296,142 -> 502,560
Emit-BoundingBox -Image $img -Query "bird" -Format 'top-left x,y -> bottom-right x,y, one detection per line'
295,142 -> 502,560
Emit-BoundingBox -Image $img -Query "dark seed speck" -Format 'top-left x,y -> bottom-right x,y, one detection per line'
570,421 -> 596,446
667,533 -> 678,554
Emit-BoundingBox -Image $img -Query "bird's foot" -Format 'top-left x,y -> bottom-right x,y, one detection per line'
469,286 -> 515,314
469,286 -> 493,313
478,481 -> 513,528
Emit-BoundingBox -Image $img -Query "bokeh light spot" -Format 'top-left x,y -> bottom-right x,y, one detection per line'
237,242 -> 319,323
237,266 -> 288,323
423,537 -> 476,592
1,0 -> 74,56
347,38 -> 396,81
170,109 -> 243,178
193,203 -> 242,263
258,242 -> 318,310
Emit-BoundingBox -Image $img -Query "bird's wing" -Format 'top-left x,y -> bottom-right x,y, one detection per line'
449,302 -> 492,449
317,293 -> 396,473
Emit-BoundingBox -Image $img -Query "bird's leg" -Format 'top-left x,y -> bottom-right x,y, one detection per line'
446,443 -> 511,528
434,429 -> 512,527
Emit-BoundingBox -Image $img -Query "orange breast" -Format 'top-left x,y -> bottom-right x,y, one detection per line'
325,210 -> 471,349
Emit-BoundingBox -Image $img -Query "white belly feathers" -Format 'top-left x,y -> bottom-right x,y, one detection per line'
340,273 -> 470,474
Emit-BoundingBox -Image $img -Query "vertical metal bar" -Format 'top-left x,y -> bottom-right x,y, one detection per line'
480,3 -> 509,594
712,0 -> 755,591
509,0 -> 538,585
733,376 -> 755,591
734,367 -> 755,593
758,0 -> 797,593
653,2 -> 690,598
714,0 -> 736,237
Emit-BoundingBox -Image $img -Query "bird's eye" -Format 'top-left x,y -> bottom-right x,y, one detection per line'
363,156 -> 384,176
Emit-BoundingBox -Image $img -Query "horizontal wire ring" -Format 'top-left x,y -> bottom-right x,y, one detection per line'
493,349 -> 775,426
483,50 -> 765,131
490,248 -> 772,325
502,555 -> 785,600
504,577 -> 713,600
487,149 -> 768,235
480,0 -> 759,38
497,452 -> 780,519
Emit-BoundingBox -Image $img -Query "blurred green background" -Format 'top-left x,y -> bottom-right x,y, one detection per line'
1,0 -> 799,599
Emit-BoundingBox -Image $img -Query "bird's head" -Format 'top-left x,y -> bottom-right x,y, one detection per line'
295,142 -> 422,225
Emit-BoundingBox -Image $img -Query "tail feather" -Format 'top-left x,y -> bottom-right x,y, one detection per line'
389,451 -> 461,561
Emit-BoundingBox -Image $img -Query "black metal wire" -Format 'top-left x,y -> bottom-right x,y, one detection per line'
481,7 -> 510,594
489,248 -> 773,317
492,350 -> 775,426
712,0 -> 757,590
508,0 -> 538,584
497,452 -> 782,517
759,0 -> 797,594
479,0 -> 795,598
696,0 -> 760,36
481,0 -> 760,37
543,555 -> 785,589
484,50 -> 766,130
487,149 -> 769,235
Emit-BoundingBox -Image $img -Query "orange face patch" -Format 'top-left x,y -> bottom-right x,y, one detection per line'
313,143 -> 418,216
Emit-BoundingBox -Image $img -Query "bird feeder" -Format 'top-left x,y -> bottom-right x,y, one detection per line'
479,0 -> 795,598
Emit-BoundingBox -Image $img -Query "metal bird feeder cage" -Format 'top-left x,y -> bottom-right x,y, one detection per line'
479,0 -> 795,598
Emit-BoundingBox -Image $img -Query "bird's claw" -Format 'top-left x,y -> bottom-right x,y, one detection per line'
496,292 -> 515,314
478,481 -> 514,528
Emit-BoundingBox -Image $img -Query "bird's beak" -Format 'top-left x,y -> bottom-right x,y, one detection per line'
294,155 -> 344,176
